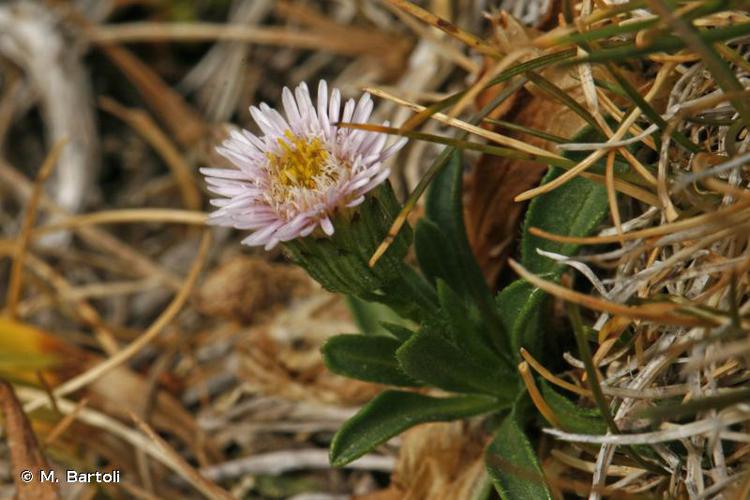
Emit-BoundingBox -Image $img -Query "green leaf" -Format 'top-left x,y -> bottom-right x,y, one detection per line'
575,22 -> 750,64
486,414 -> 552,500
420,152 -> 510,356
396,323 -> 516,401
321,335 -> 419,387
373,264 -> 440,322
498,126 -> 611,361
521,167 -> 609,275
437,280 -> 500,360
540,382 -> 606,434
424,152 -> 494,305
496,280 -> 550,359
344,295 -> 407,336
380,322 -> 416,343
330,391 -> 498,466
414,219 -> 466,293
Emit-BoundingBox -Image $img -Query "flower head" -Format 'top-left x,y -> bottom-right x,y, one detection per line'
200,81 -> 405,249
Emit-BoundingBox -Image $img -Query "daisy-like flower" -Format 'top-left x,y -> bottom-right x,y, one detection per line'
200,81 -> 406,250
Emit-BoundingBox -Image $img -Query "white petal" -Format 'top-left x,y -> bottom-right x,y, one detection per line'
353,168 -> 390,196
317,80 -> 331,135
242,129 -> 266,150
264,238 -> 280,250
241,221 -> 284,247
299,223 -> 316,237
282,87 -> 302,128
261,104 -> 292,134
274,214 -> 310,240
317,81 -> 328,118
348,176 -> 372,192
346,195 -> 366,207
381,137 -> 407,159
296,82 -> 314,113
250,106 -> 283,137
353,93 -> 373,123
361,123 -> 388,153
200,167 -> 249,180
320,217 -> 334,236
341,98 -> 355,123
329,88 -> 341,125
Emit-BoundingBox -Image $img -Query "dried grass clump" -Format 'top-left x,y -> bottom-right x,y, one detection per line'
533,21 -> 750,500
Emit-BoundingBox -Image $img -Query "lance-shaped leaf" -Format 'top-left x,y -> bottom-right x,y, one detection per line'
422,152 -> 496,305
330,391 -> 498,467
521,166 -> 609,275
417,151 -> 509,354
321,334 -> 419,387
499,127 -> 611,360
396,322 -> 517,401
540,382 -> 606,434
436,279 -> 508,365
344,295 -> 408,337
486,414 -> 552,500
496,279 -> 550,361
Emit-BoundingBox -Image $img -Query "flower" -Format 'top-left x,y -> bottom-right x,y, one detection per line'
200,81 -> 406,250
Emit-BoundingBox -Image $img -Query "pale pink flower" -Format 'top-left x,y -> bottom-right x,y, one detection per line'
200,81 -> 406,250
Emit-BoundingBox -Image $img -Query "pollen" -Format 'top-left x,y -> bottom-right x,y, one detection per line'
268,131 -> 332,189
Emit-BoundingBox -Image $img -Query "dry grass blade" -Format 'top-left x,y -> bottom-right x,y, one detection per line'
15,386 -> 197,490
578,171 -> 660,206
514,77 -> 667,202
378,0 -> 479,73
519,361 -> 561,427
339,122 -> 570,166
32,209 -> 208,237
0,380 -> 57,500
367,81 -> 527,268
0,160 -> 183,290
2,0 -> 749,497
129,411 -> 233,500
99,98 -> 201,210
88,23 -> 402,57
5,139 -> 66,319
44,397 -> 89,446
23,230 -> 211,413
528,202 -> 750,245
96,43 -> 208,148
545,410 -> 750,445
508,259 -> 712,327
382,0 -> 499,56
646,0 -> 750,128
200,449 -> 394,481
9,251 -> 120,355
520,348 -> 592,398
366,87 -> 562,160
550,450 -> 642,477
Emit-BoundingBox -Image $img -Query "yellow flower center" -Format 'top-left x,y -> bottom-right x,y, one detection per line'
268,131 -> 332,189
